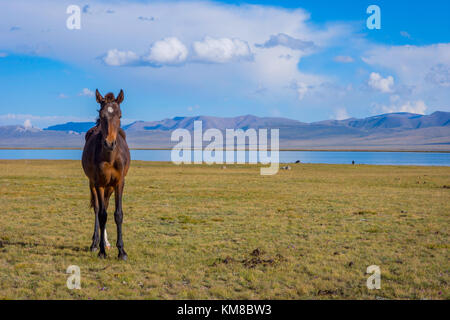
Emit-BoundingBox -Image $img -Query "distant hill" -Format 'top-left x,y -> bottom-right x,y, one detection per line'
122,115 -> 303,132
1,112 -> 449,150
316,111 -> 450,130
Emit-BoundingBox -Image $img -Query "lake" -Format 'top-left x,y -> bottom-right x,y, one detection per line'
0,149 -> 449,166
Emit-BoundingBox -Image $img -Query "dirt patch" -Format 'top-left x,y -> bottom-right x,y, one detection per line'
212,248 -> 287,268
354,210 -> 377,215
317,288 -> 344,296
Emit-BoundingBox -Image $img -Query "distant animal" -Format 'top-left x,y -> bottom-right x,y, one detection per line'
82,89 -> 131,260
352,160 -> 355,165
295,160 -> 301,164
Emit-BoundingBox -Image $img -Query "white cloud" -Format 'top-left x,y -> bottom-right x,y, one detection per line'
23,119 -> 32,129
334,55 -> 353,63
363,44 -> 450,86
103,49 -> 139,66
58,93 -> 68,99
292,81 -> 309,100
426,64 -> 450,87
380,100 -> 427,115
0,0 -> 386,117
144,37 -> 188,66
400,31 -> 411,39
334,108 -> 350,120
255,33 -> 314,50
368,72 -> 394,93
193,37 -> 252,63
79,88 -> 95,97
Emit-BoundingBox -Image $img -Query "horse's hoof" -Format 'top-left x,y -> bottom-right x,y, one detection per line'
90,246 -> 98,252
98,252 -> 107,259
118,253 -> 128,261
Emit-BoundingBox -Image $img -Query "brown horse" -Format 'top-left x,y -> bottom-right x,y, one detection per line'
82,89 -> 130,260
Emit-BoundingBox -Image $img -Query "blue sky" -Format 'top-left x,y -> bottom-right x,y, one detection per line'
0,0 -> 449,127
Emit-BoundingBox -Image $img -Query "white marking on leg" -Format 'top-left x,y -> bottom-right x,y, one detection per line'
104,229 -> 111,249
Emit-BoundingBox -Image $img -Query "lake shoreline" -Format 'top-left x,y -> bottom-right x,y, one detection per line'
1,147 -> 450,153
2,149 -> 449,166
1,159 -> 449,168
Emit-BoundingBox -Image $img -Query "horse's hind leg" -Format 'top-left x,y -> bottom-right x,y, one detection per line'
97,186 -> 108,258
89,183 -> 100,252
114,180 -> 127,260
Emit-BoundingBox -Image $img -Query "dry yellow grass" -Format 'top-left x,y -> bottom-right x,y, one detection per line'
0,160 -> 448,299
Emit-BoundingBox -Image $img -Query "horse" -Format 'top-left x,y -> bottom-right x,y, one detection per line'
82,89 -> 131,260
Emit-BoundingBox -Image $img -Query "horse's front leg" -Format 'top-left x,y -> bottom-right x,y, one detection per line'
97,186 -> 108,258
90,183 -> 100,252
115,180 -> 127,260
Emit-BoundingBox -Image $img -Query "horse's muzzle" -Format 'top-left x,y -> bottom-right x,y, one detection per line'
103,140 -> 117,151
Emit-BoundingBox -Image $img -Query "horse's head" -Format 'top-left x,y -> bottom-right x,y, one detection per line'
95,89 -> 123,151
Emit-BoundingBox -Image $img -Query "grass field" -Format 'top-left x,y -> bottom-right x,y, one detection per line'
0,160 -> 448,300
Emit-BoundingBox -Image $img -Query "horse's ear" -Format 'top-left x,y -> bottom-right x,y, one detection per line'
116,89 -> 124,104
96,89 -> 104,104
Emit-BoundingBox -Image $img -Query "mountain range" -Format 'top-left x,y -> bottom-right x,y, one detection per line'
1,112 -> 449,151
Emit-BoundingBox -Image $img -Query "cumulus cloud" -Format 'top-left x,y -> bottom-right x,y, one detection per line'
103,49 -> 139,66
255,33 -> 314,51
426,64 -> 450,87
291,81 -> 309,100
334,55 -> 354,63
334,108 -> 350,120
380,100 -> 427,115
23,119 -> 32,129
368,72 -> 394,93
143,37 -> 188,66
363,44 -> 450,86
79,88 -> 94,97
193,37 -> 252,63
